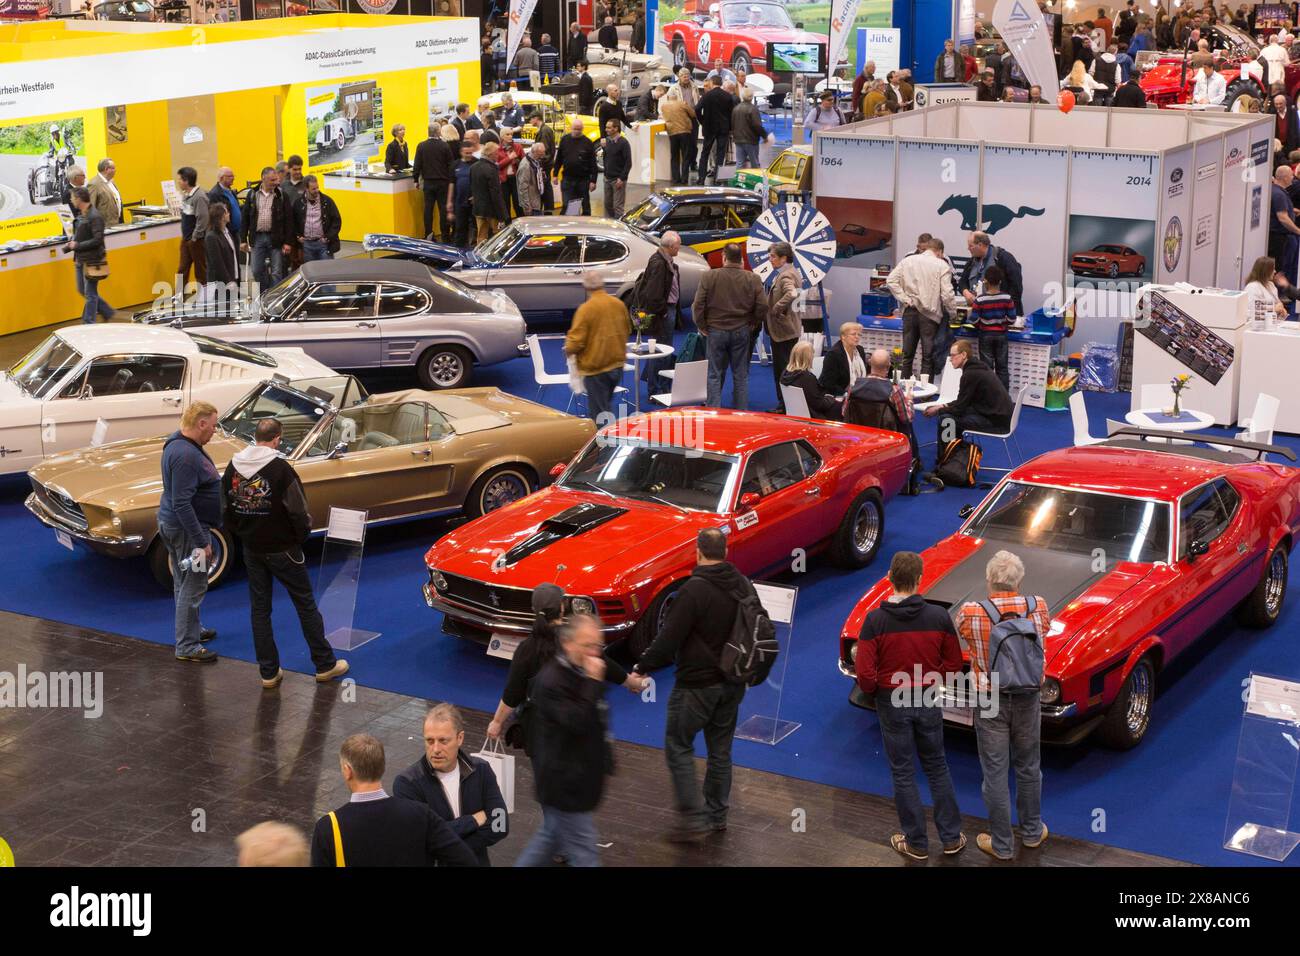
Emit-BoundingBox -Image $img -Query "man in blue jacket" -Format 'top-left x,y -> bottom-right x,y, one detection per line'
393,703 -> 509,866
158,401 -> 223,663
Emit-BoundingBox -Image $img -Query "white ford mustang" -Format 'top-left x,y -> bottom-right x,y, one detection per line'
0,324 -> 333,475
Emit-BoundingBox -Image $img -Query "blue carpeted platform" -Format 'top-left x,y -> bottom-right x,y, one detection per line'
4,335 -> 1298,866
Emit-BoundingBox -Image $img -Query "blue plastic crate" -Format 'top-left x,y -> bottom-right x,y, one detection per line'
861,292 -> 897,317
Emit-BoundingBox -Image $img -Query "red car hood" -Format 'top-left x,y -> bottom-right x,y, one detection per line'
1140,58 -> 1242,94
425,486 -> 721,595
842,534 -> 1155,669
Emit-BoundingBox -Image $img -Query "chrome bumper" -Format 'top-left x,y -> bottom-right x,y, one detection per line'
423,582 -> 635,635
836,656 -> 1077,719
25,493 -> 145,553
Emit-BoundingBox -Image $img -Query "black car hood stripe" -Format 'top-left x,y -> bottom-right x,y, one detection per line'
497,502 -> 629,568
923,538 -> 1111,619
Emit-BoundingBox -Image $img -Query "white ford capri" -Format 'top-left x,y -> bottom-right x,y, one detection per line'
0,324 -> 333,476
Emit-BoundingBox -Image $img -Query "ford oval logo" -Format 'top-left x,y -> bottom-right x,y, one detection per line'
1171,167 -> 1183,184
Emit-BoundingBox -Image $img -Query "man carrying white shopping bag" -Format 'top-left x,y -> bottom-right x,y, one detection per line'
393,703 -> 510,866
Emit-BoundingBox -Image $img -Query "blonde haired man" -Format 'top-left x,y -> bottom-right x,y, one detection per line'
236,822 -> 310,867
159,401 -> 223,663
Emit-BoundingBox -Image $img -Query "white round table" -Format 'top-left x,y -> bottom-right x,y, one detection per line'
908,381 -> 939,401
1124,407 -> 1215,433
624,342 -> 675,412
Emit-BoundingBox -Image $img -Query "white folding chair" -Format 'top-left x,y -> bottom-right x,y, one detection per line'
527,333 -> 568,401
1070,391 -> 1105,446
915,363 -> 961,412
964,384 -> 1028,474
650,360 -> 707,407
1211,393 -> 1279,459
800,331 -> 825,355
811,355 -> 825,378
780,384 -> 811,418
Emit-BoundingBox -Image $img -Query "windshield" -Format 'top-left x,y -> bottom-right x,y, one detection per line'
187,333 -> 277,368
427,268 -> 493,307
964,481 -> 1171,564
561,441 -> 738,513
258,271 -> 307,319
625,196 -> 670,229
1210,24 -> 1259,58
476,224 -> 521,265
9,335 -> 82,400
721,2 -> 793,30
218,381 -> 337,455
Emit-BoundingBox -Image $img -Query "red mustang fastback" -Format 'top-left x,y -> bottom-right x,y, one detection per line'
838,434 -> 1300,749
425,408 -> 910,654
1069,244 -> 1146,279
663,0 -> 829,79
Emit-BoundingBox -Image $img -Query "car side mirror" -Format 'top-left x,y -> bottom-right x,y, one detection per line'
958,503 -> 975,519
737,491 -> 761,513
327,441 -> 347,460
1188,538 -> 1210,560
549,463 -> 566,479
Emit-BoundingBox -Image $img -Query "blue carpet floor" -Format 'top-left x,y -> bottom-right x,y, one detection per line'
5,336 -> 1299,867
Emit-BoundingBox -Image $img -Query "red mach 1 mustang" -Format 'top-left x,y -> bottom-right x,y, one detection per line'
837,432 -> 1300,749
663,0 -> 830,79
425,409 -> 911,653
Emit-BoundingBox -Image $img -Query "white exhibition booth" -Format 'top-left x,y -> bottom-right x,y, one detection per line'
810,102 -> 1275,361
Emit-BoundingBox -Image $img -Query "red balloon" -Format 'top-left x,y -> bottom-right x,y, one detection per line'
1058,89 -> 1076,113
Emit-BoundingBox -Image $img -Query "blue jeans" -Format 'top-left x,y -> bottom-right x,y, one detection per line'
75,263 -> 115,323
665,683 -> 745,830
978,332 -> 1010,391
249,232 -> 284,291
974,691 -> 1044,858
705,327 -> 751,409
301,238 -> 331,262
735,142 -> 761,170
583,368 -> 623,423
875,691 -> 964,852
514,806 -> 599,867
160,522 -> 209,656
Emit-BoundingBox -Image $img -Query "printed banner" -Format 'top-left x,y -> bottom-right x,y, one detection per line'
991,0 -> 1057,95
828,0 -> 863,81
1158,146 -> 1193,285
980,145 -> 1068,316
0,19 -> 478,123
506,0 -> 540,76
896,139 -> 980,280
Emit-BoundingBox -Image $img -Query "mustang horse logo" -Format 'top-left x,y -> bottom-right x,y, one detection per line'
937,194 -> 1045,235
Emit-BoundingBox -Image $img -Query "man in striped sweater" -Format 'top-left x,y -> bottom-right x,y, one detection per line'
856,551 -> 966,860
970,264 -> 1016,391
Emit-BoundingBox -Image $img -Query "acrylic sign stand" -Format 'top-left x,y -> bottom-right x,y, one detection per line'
734,582 -> 800,746
318,506 -> 380,652
1223,672 -> 1300,862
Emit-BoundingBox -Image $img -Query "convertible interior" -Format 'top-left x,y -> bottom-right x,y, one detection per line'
310,401 -> 449,455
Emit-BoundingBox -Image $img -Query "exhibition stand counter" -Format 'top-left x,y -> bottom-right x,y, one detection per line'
0,217 -> 180,336
323,170 -> 423,244
1239,323 -> 1300,434
628,120 -> 670,187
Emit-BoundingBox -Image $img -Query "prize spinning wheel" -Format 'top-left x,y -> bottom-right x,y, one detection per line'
745,201 -> 836,289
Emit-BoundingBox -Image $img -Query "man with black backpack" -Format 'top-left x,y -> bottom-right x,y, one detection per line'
857,551 -> 966,860
633,528 -> 774,842
955,550 -> 1050,861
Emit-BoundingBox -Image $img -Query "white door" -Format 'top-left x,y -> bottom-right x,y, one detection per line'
41,354 -> 187,452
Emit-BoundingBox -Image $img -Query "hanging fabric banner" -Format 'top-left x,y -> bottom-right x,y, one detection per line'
991,0 -> 1058,93
506,0 -> 540,78
827,0 -> 863,79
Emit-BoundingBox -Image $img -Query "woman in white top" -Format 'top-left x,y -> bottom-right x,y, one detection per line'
1062,60 -> 1107,104
1243,255 -> 1296,321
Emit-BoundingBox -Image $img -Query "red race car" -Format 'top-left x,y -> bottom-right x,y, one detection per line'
1137,23 -> 1300,109
1069,244 -> 1146,279
425,409 -> 911,653
663,0 -> 829,80
837,432 -> 1300,749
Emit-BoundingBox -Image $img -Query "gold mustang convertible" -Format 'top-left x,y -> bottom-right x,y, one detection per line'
26,374 -> 595,587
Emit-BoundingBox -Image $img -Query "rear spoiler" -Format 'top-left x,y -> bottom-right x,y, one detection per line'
1107,427 -> 1296,462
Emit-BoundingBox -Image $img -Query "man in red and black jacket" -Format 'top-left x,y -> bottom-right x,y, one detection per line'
856,550 -> 966,861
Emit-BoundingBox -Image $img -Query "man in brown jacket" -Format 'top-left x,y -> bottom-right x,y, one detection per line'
693,242 -> 766,409
87,158 -> 122,226
764,241 -> 802,413
565,271 -> 632,424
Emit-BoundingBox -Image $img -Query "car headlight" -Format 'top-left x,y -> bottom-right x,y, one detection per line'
849,642 -> 858,662
1041,678 -> 1061,705
430,570 -> 448,591
569,596 -> 596,615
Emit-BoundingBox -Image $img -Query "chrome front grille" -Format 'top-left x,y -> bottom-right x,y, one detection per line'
438,572 -> 535,624
31,478 -> 88,530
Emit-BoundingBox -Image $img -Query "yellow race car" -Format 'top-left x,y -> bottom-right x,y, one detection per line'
485,91 -> 601,144
731,144 -> 811,203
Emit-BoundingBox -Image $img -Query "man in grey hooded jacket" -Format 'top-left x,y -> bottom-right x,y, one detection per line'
221,417 -> 348,689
